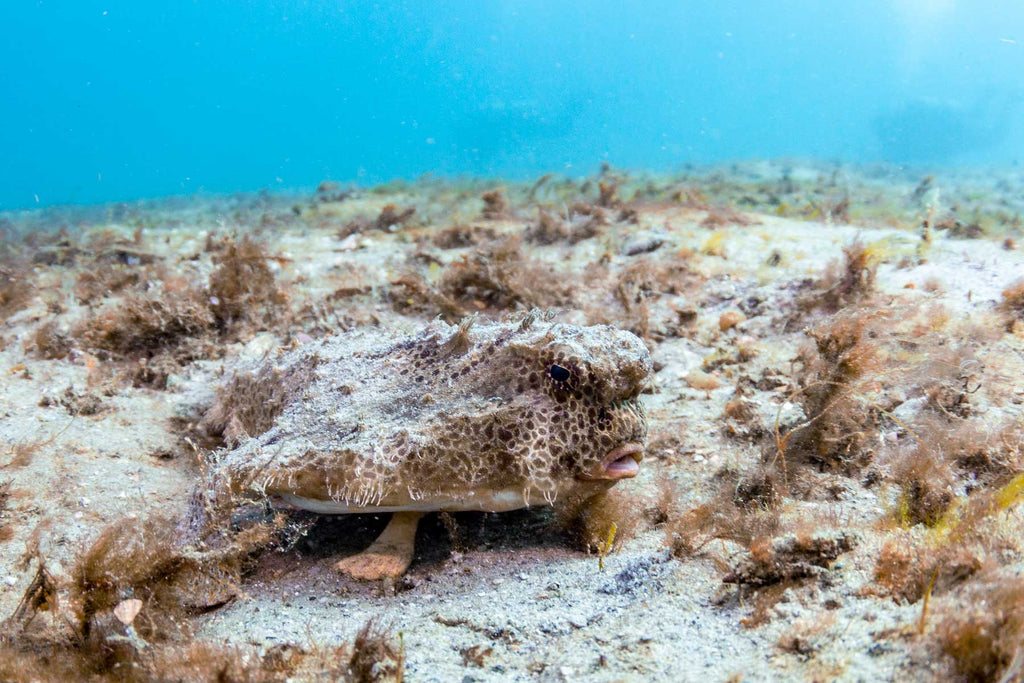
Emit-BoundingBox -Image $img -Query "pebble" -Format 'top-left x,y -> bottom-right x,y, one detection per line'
337,234 -> 360,251
718,310 -> 746,331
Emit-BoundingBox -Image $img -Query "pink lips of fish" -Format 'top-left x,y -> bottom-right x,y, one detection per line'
579,443 -> 644,481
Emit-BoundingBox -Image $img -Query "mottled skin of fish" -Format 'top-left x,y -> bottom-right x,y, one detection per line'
202,313 -> 652,579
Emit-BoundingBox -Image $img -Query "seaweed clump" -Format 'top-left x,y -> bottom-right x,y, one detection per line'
374,204 -> 417,231
664,465 -> 783,559
2,517 -> 399,682
72,234 -> 288,387
72,515 -> 224,639
391,237 -> 572,321
70,229 -> 154,304
30,321 -> 72,360
74,282 -> 213,357
891,439 -> 956,528
525,208 -> 568,245
870,531 -> 981,605
0,633 -> 352,682
587,258 -> 697,341
525,205 -> 607,246
0,507 -> 295,681
937,573 -> 1024,682
73,266 -> 143,305
780,311 -> 884,473
801,239 -> 879,312
888,364 -> 1022,529
560,486 -> 650,554
207,234 -> 288,331
0,479 -> 13,543
1000,278 -> 1024,334
480,188 -> 510,220
870,473 -> 1024,604
722,532 -> 856,588
338,204 -> 417,239
431,224 -> 497,250
349,618 -> 405,683
0,265 -> 33,320
597,179 -> 621,208
699,205 -> 758,229
662,469 -> 856,626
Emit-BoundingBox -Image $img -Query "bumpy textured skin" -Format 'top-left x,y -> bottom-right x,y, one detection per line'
210,314 -> 651,513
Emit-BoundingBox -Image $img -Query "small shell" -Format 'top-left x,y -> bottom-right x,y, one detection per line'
718,310 -> 746,332
113,598 -> 143,625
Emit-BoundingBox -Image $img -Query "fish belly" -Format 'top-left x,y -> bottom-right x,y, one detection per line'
276,488 -> 540,514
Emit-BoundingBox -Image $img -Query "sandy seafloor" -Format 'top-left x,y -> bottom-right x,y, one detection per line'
1,160 -> 1023,681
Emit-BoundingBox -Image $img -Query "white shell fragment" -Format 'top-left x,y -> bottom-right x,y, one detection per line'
114,598 -> 143,625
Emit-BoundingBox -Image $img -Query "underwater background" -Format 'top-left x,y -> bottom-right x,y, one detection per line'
3,0 -> 1023,209
5,3 -> 1024,681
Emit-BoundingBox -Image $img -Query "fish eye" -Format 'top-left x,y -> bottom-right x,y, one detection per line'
549,364 -> 571,382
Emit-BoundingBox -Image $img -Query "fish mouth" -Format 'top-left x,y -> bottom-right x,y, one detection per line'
579,443 -> 644,481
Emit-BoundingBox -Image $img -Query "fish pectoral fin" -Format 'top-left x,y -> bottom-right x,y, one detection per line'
334,511 -> 425,580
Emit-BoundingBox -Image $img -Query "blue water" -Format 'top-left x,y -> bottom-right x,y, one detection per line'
3,1 -> 1023,209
